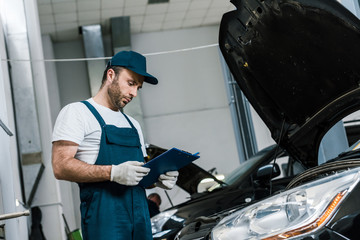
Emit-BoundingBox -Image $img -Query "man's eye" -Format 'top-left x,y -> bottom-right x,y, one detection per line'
129,81 -> 135,86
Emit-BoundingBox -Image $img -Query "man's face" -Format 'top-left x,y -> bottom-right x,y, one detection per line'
148,196 -> 161,207
107,68 -> 144,110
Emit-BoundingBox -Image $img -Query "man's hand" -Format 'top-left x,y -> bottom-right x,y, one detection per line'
110,161 -> 150,186
156,171 -> 179,190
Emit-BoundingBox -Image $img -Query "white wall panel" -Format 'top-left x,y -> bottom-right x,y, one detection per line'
132,26 -> 240,175
250,107 -> 275,151
0,10 -> 28,239
54,40 -> 91,106
145,108 -> 239,175
140,48 -> 227,117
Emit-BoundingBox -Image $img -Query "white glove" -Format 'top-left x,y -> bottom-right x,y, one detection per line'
156,171 -> 179,190
110,161 -> 150,186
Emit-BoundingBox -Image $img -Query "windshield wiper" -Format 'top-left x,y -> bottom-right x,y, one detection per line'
327,149 -> 360,163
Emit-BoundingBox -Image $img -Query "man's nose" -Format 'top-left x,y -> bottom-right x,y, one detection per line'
130,87 -> 138,97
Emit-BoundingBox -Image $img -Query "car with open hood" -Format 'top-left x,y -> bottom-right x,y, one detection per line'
150,144 -> 309,240
171,0 -> 360,239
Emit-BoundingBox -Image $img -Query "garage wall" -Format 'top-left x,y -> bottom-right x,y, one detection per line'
53,40 -> 91,107
132,25 -> 240,175
339,0 -> 360,15
0,15 -> 28,238
250,107 -> 275,151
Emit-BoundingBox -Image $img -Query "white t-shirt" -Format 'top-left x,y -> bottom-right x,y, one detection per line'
52,98 -> 147,164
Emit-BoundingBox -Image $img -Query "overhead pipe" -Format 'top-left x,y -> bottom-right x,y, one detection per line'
80,24 -> 106,96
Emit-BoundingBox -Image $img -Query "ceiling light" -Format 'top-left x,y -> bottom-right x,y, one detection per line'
148,0 -> 169,4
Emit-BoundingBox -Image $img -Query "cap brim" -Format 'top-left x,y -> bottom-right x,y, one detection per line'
144,75 -> 158,85
128,67 -> 158,85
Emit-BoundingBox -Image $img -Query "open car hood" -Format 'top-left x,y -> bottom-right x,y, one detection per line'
146,144 -> 223,195
219,0 -> 360,167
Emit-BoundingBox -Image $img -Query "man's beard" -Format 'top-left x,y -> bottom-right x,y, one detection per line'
108,78 -> 127,110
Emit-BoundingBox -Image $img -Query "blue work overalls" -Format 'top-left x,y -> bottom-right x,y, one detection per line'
79,101 -> 152,240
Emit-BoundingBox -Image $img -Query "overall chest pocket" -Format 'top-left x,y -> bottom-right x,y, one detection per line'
104,125 -> 140,148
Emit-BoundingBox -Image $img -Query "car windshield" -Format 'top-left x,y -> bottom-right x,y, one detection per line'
325,139 -> 360,163
224,146 -> 276,185
207,145 -> 276,191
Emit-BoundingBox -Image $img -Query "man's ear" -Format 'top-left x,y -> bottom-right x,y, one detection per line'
106,68 -> 115,84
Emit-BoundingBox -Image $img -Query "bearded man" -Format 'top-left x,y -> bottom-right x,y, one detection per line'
51,51 -> 178,240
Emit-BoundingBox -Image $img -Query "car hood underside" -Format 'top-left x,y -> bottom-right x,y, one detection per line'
219,0 -> 360,167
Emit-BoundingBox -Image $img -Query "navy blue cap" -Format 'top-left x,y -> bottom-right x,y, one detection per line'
107,51 -> 158,85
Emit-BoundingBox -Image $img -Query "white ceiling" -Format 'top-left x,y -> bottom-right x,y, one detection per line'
37,0 -> 235,42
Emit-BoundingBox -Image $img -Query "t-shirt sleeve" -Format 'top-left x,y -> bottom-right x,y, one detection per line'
52,103 -> 85,144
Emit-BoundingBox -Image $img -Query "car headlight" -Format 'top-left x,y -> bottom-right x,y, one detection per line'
151,209 -> 177,234
211,168 -> 360,240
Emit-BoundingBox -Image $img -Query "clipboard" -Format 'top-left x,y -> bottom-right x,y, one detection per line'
139,148 -> 200,188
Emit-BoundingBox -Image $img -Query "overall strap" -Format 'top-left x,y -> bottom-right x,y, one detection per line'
81,101 -> 106,127
121,112 -> 136,130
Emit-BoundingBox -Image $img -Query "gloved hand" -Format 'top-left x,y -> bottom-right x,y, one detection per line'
110,161 -> 150,186
156,171 -> 179,190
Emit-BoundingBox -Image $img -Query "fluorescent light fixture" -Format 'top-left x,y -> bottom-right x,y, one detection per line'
148,0 -> 169,4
